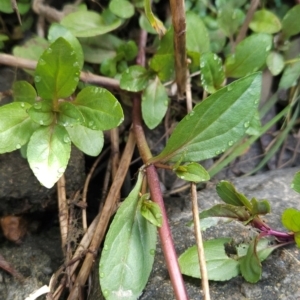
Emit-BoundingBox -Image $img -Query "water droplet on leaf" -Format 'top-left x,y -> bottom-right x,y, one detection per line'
70,51 -> 75,55
244,121 -> 250,128
34,76 -> 41,83
73,62 -> 79,67
150,249 -> 155,255
215,150 -> 221,155
266,45 -> 271,51
103,290 -> 109,296
34,102 -> 42,109
100,272 -> 105,278
64,135 -> 71,143
74,77 -> 79,82
213,54 -> 218,61
39,120 -> 44,125
88,121 -> 94,127
15,144 -> 21,149
104,244 -> 108,250
228,140 -> 234,146
227,85 -> 233,91
20,102 -> 25,108
39,59 -> 46,65
46,47 -> 52,54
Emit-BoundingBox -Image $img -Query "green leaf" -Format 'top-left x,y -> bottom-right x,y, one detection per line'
74,86 -> 124,130
200,204 -> 250,222
282,4 -> 300,39
0,102 -> 37,153
209,29 -> 226,53
139,14 -> 157,34
120,65 -> 151,92
66,124 -> 104,156
0,0 -> 31,14
282,208 -> 300,233
249,9 -> 282,34
100,173 -> 157,300
225,33 -> 272,78
13,81 -> 37,105
48,23 -> 84,70
250,198 -> 270,215
186,11 -> 210,55
100,58 -> 118,77
216,181 -> 252,209
217,6 -> 245,37
151,73 -> 261,164
109,0 -> 134,19
174,162 -> 210,182
141,77 -> 169,129
57,101 -> 84,127
239,238 -> 262,283
34,37 -> 80,100
149,54 -> 175,82
279,58 -> 300,90
266,51 -> 285,76
60,10 -> 122,37
27,125 -> 71,188
200,52 -> 225,94
140,197 -> 162,227
245,110 -> 261,136
117,41 -> 138,61
291,171 -> 300,194
178,238 -> 239,281
27,99 -> 54,126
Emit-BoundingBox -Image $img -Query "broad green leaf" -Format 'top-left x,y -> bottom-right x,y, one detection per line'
282,208 -> 300,233
200,204 -> 250,222
249,9 -> 282,34
225,33 -> 272,78
266,52 -> 285,76
179,238 -> 239,281
217,6 -> 245,37
48,23 -> 84,69
57,101 -> 85,127
0,0 -> 31,14
60,10 -> 122,37
100,58 -> 118,77
150,73 -> 261,164
216,181 -> 252,209
100,173 -> 157,300
120,65 -> 151,92
141,77 -> 169,129
156,27 -> 174,55
240,238 -> 262,283
80,34 -> 122,64
174,162 -> 210,182
109,0 -> 134,19
200,52 -> 225,94
282,4 -> 300,39
149,54 -> 175,82
140,198 -> 163,227
0,102 -> 37,153
27,125 -> 71,188
186,11 -> 210,56
27,99 -> 54,126
279,58 -> 300,90
13,36 -> 49,74
13,81 -> 37,105
74,86 -> 124,130
216,0 -> 247,8
291,171 -> 300,194
66,124 -> 104,156
245,110 -> 261,136
250,198 -> 270,215
139,14 -> 157,34
34,38 -> 80,100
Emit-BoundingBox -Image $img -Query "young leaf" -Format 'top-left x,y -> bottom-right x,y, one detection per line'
34,37 -> 81,100
216,181 -> 252,210
249,9 -> 282,34
174,162 -> 210,182
120,65 -> 151,92
279,59 -> 300,90
117,41 -> 138,61
149,54 -> 175,82
57,101 -> 85,127
140,198 -> 163,227
282,4 -> 300,40
291,171 -> 300,194
109,0 -> 134,19
178,238 -> 239,281
282,208 -> 300,233
66,124 -> 104,157
48,23 -> 84,69
225,33 -> 272,78
27,125 -> 71,188
239,238 -> 262,283
266,52 -> 285,76
141,77 -> 169,129
100,173 -> 157,300
150,73 -> 261,164
0,102 -> 37,154
74,86 -> 124,130
13,81 -> 37,105
27,99 -> 54,126
200,52 -> 225,94
250,198 -> 270,215
60,10 -> 122,37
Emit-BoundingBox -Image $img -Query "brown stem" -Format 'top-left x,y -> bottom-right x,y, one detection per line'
0,53 -> 120,90
191,183 -> 210,300
67,130 -> 136,300
169,0 -> 187,98
235,0 -> 260,45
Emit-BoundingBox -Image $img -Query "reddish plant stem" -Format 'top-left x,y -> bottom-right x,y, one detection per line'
132,96 -> 188,300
